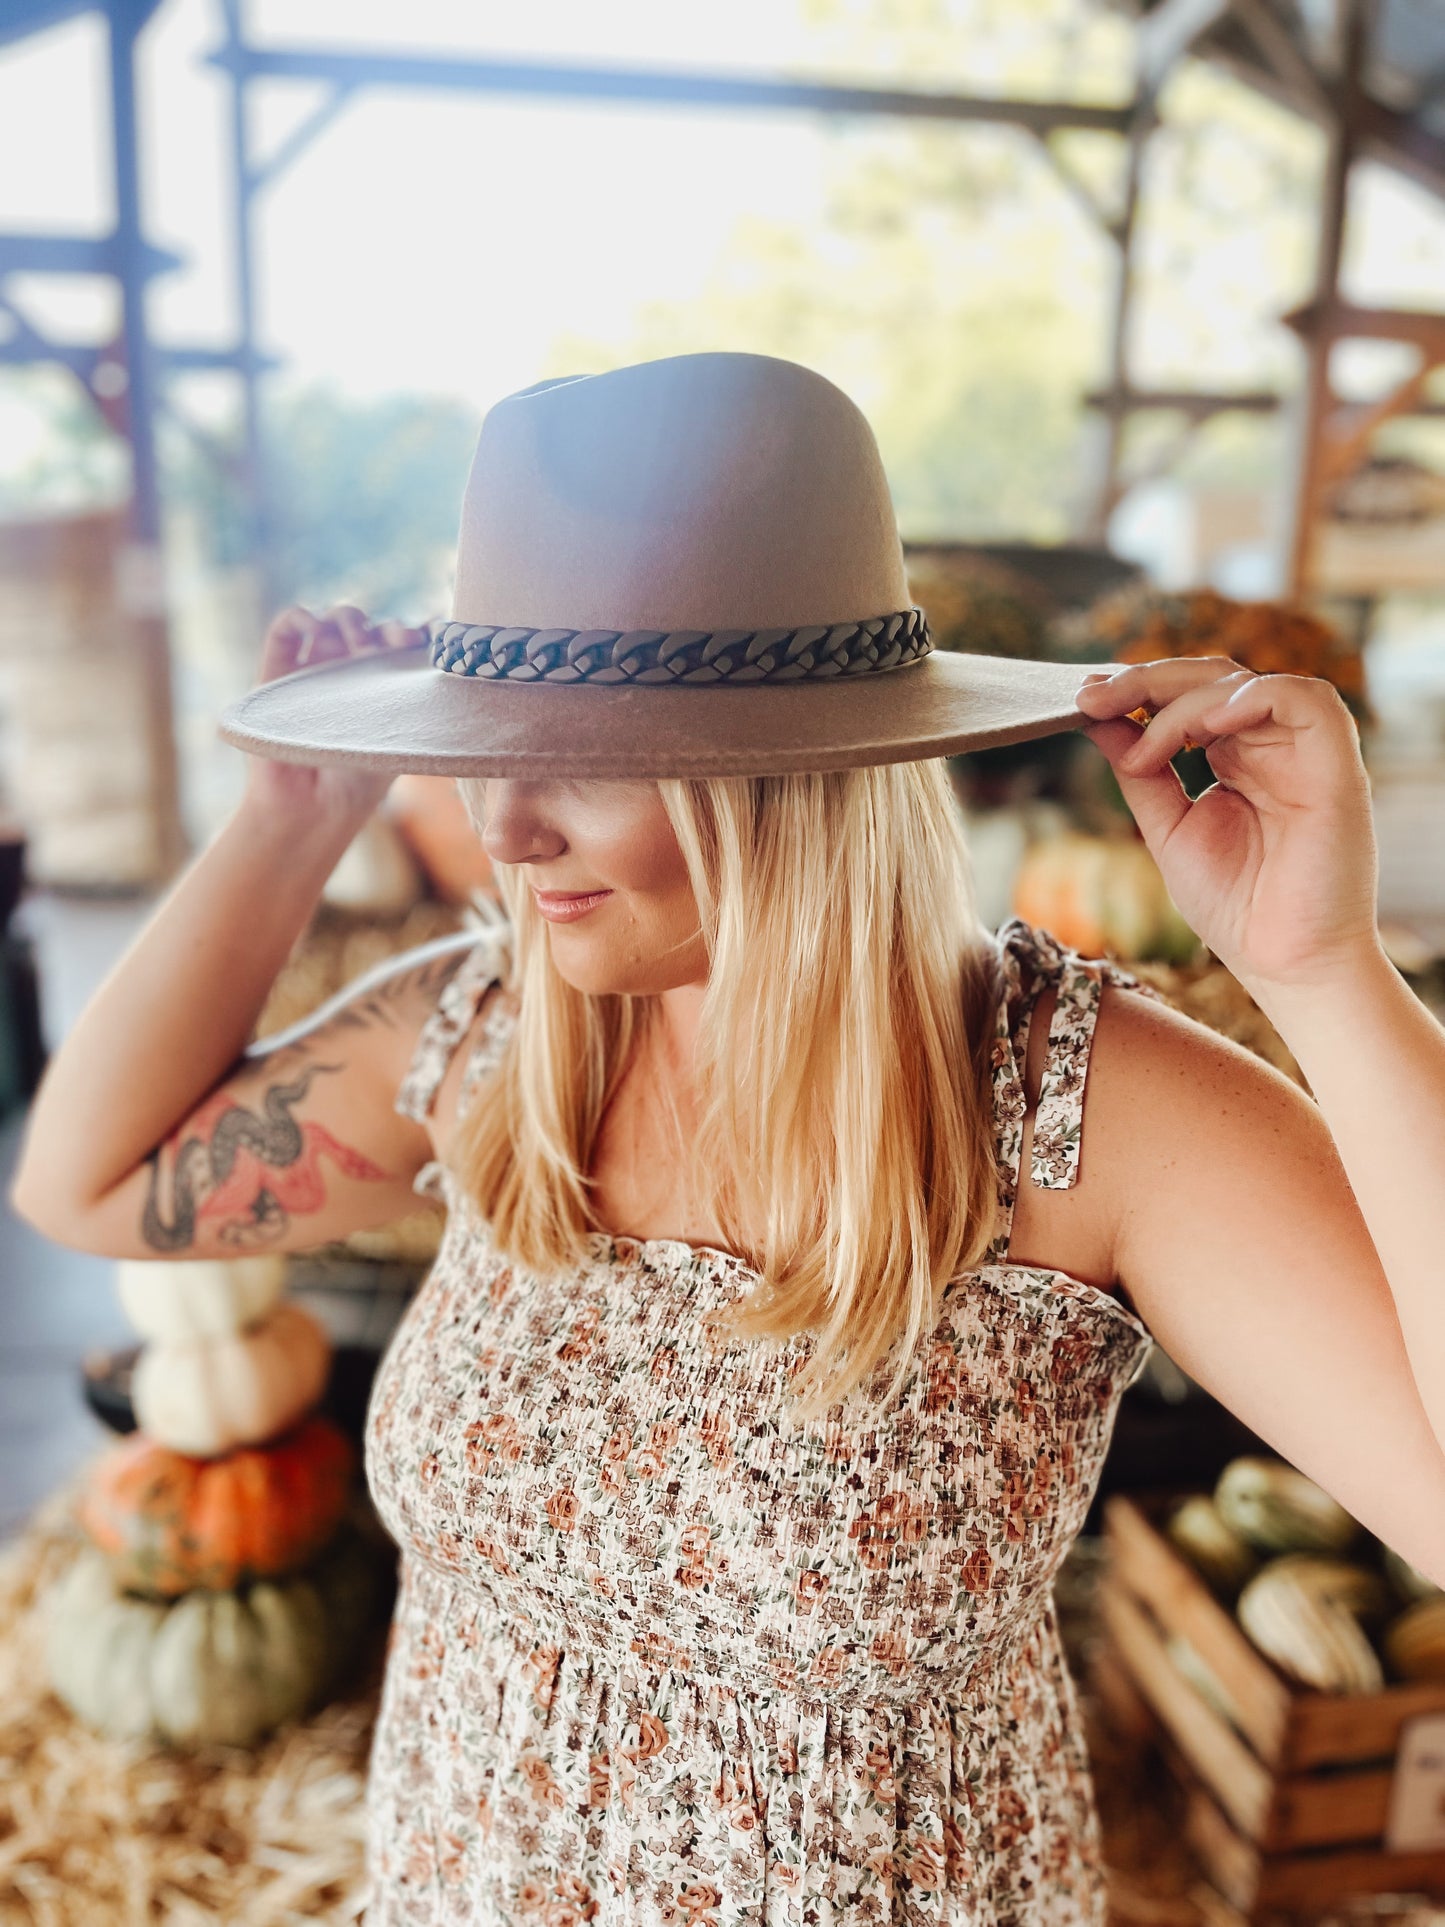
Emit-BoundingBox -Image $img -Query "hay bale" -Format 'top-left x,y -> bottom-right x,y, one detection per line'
0,1474 -> 384,1926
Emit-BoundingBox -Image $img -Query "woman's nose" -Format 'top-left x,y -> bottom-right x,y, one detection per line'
478,783 -> 566,866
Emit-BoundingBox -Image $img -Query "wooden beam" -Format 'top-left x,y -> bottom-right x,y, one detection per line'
1027,129 -> 1120,237
1356,92 -> 1445,206
1280,299 -> 1445,355
1081,382 -> 1445,421
1082,385 -> 1281,418
1230,0 -> 1334,121
246,80 -> 357,193
1136,0 -> 1236,97
1157,20 -> 1445,208
1080,95 -> 1154,540
0,231 -> 182,278
1319,359 -> 1440,487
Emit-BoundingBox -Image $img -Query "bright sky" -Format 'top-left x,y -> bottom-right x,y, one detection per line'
0,0 -> 840,460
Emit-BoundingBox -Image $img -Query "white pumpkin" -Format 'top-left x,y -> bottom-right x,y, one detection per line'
322,813 -> 423,913
116,1255 -> 286,1344
131,1301 -> 331,1456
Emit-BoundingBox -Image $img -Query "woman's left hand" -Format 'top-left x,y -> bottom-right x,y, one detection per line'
1074,657 -> 1380,992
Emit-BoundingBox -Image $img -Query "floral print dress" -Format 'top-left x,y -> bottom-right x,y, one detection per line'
362,916 -> 1173,1926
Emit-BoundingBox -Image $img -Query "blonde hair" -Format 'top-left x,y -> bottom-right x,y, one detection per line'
450,760 -> 1004,1425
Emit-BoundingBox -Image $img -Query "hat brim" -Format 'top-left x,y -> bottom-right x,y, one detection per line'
218,643 -> 1102,779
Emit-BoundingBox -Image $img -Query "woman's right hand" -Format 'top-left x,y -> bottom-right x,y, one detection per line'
242,603 -> 427,827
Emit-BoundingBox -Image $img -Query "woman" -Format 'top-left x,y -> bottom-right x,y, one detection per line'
13,352 -> 1445,1923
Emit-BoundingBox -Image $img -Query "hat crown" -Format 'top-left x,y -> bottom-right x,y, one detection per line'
451,352 -> 911,634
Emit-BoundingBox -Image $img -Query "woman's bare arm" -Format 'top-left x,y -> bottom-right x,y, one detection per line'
9,602 -> 439,1258
1091,981 -> 1445,1591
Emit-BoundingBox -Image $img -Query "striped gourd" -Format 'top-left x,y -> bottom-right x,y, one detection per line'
1213,1457 -> 1359,1557
1236,1559 -> 1385,1694
1384,1597 -> 1445,1683
1165,1495 -> 1260,1597
1263,1552 -> 1391,1622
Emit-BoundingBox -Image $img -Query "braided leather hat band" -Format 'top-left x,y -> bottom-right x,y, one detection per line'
428,607 -> 932,685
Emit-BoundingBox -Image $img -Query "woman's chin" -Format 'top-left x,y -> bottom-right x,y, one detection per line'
543,929 -> 705,1000
543,930 -> 635,996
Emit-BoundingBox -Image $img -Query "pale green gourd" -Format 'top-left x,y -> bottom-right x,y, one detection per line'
1165,1495 -> 1260,1597
44,1525 -> 388,1748
1213,1456 -> 1359,1557
1235,1558 -> 1384,1694
145,1578 -> 329,1746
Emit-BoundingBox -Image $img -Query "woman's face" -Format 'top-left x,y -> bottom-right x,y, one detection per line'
478,779 -> 707,997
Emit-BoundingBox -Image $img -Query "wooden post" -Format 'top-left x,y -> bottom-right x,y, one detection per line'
1279,0 -> 1370,599
221,0 -> 281,620
107,0 -> 186,875
1079,93 -> 1153,543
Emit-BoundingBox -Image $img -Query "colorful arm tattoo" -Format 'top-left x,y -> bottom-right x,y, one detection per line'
139,943 -> 472,1254
141,1061 -> 391,1252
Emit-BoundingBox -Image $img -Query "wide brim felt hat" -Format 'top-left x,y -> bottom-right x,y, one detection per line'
219,351 -> 1103,780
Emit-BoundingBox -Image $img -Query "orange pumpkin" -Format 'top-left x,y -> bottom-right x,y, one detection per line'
1012,830 -> 1201,964
78,1414 -> 354,1599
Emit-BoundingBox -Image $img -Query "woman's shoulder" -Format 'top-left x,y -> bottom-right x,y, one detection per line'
990,914 -> 1207,1138
992,914 -> 1180,1022
386,917 -> 516,1125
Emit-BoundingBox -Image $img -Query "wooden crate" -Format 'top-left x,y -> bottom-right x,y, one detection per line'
1095,1490 -> 1445,1922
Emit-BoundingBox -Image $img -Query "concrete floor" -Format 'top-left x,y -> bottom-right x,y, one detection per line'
0,893 -> 152,1539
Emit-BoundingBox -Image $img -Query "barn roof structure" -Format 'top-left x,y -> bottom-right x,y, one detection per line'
0,0 -> 1441,622
1092,0 -> 1445,591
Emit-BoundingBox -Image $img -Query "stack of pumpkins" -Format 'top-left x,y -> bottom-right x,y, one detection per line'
44,1256 -> 393,1750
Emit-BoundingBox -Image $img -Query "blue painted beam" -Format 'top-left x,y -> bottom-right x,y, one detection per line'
159,343 -> 281,373
0,0 -> 165,52
0,231 -> 182,276
0,0 -> 92,52
246,79 -> 356,192
200,43 -> 1134,135
0,338 -> 282,374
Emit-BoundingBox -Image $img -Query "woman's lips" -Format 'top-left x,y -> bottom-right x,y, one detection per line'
532,889 -> 613,922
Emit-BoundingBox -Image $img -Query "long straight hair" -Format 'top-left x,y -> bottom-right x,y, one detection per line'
449,759 -> 1004,1425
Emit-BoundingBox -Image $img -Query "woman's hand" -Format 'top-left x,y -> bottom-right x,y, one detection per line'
1074,658 -> 1380,992
242,603 -> 427,826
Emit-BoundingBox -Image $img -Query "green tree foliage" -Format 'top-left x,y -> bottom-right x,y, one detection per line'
0,370 -> 479,621
180,381 -> 481,619
0,368 -> 126,514
543,130 -> 1112,540
537,5 -> 1320,538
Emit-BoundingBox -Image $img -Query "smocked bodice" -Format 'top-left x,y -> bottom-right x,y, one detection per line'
360,917 -> 1170,1924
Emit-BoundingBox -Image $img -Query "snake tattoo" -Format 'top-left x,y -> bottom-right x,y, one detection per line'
141,1060 -> 391,1252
